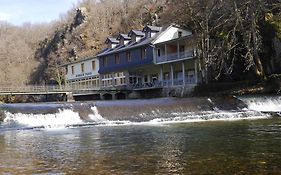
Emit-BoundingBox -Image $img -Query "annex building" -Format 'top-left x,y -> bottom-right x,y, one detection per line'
63,57 -> 100,90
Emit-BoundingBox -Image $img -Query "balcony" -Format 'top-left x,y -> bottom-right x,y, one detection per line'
155,50 -> 195,64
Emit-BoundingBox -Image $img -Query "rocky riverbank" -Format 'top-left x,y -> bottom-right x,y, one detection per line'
194,74 -> 281,97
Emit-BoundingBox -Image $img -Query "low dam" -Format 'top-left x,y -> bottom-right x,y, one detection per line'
0,96 -> 281,174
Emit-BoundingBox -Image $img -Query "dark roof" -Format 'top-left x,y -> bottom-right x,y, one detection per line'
105,37 -> 119,44
97,24 -> 187,57
117,34 -> 131,40
143,25 -> 162,32
128,30 -> 145,37
97,32 -> 162,57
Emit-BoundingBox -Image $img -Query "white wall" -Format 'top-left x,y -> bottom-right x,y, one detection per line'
153,26 -> 192,44
66,58 -> 99,81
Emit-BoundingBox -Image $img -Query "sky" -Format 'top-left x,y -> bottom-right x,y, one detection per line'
0,0 -> 79,26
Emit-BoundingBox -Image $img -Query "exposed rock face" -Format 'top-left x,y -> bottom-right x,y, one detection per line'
74,7 -> 88,27
31,7 -> 89,84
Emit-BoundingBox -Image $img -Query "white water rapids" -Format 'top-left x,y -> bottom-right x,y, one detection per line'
240,96 -> 281,112
1,96 -> 280,130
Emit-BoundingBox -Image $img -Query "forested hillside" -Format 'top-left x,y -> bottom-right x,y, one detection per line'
0,0 -> 280,86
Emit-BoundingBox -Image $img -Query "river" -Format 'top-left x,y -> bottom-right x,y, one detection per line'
0,96 -> 280,174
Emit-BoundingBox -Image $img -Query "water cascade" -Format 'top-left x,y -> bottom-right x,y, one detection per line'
238,96 -> 281,112
0,96 -> 276,130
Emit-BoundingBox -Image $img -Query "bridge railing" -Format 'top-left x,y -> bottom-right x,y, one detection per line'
0,85 -> 101,93
0,85 -> 68,93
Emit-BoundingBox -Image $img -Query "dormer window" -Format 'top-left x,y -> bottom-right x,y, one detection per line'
143,25 -> 162,38
105,37 -> 119,49
146,31 -> 151,38
128,30 -> 145,42
117,34 -> 131,46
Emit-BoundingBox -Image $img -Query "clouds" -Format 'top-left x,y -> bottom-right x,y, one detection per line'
0,0 -> 79,25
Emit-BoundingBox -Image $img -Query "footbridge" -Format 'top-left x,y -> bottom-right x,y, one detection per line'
0,85 -> 129,101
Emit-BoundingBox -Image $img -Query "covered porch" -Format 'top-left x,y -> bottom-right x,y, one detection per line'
128,59 -> 199,90
154,36 -> 196,64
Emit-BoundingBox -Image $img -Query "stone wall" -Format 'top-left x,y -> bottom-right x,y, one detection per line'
162,85 -> 196,97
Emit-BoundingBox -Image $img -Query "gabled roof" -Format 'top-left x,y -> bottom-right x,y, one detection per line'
97,32 -> 162,57
60,56 -> 97,67
105,37 -> 119,44
143,25 -> 162,32
117,34 -> 131,40
151,24 -> 193,45
97,24 -> 192,58
128,30 -> 145,37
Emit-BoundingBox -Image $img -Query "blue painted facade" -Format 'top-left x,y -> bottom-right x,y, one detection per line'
98,46 -> 154,74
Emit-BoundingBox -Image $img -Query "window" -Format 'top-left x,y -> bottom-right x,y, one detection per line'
66,67 -> 68,74
92,61 -> 96,70
127,52 -> 131,62
157,49 -> 161,57
103,57 -> 108,67
71,66 -> 74,75
178,31 -> 182,38
146,31 -> 151,38
141,48 -> 147,59
180,45 -> 185,52
81,63 -> 85,73
115,54 -> 120,64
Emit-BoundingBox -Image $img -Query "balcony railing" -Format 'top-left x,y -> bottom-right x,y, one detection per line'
155,50 -> 194,64
131,78 -> 197,90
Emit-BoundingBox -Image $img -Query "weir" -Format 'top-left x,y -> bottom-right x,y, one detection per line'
1,96 -> 279,130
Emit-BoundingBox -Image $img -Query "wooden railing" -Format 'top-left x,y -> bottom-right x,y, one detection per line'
155,50 -> 195,64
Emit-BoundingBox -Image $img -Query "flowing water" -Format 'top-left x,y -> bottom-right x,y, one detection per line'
0,96 -> 281,174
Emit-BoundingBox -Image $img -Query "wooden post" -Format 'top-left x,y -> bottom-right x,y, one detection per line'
194,59 -> 198,84
165,44 -> 167,62
182,61 -> 185,85
177,41 -> 180,59
160,65 -> 163,86
170,64 -> 174,86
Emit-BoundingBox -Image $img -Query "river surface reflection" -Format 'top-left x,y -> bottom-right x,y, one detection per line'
1,118 -> 281,174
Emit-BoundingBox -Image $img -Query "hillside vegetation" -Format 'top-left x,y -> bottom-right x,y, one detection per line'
0,0 -> 280,86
